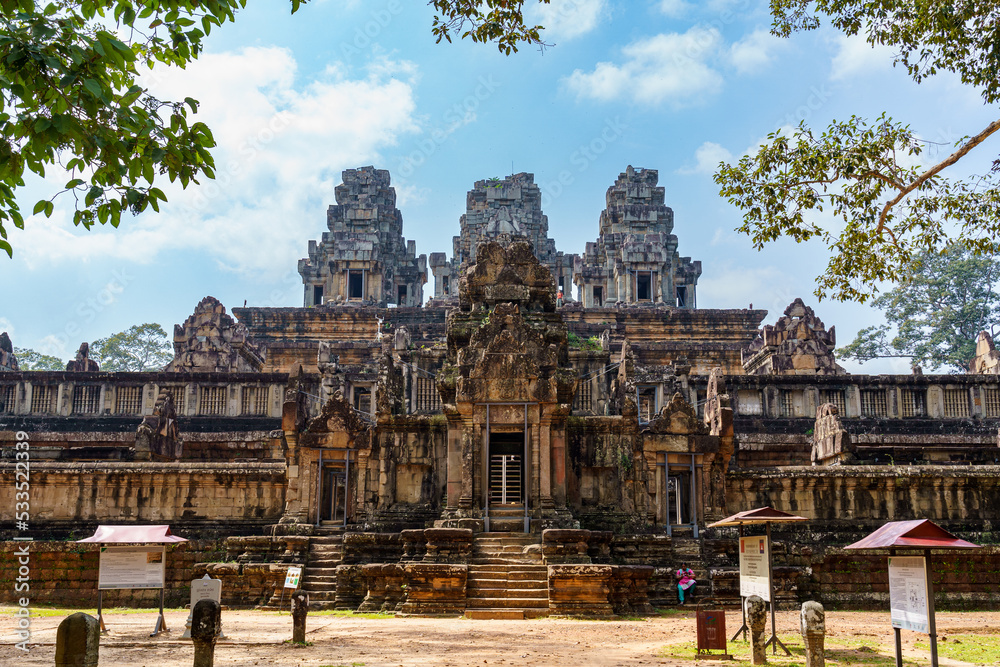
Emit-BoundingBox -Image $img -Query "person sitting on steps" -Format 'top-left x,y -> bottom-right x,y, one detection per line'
676,563 -> 696,605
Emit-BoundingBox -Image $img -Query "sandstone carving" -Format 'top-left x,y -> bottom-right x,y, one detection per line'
743,298 -> 845,375
66,342 -> 99,372
167,296 -> 265,372
812,403 -> 854,465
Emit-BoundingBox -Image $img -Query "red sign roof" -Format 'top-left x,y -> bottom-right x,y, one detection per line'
845,520 -> 980,550
77,525 -> 188,544
707,506 -> 808,528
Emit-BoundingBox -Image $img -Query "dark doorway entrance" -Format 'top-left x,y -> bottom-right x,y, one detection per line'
489,432 -> 523,505
397,284 -> 407,305
593,285 -> 603,307
348,270 -> 364,299
637,273 -> 651,301
320,466 -> 347,523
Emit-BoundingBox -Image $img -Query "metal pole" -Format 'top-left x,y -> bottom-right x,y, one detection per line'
925,549 -> 938,667
732,523 -> 748,642
665,455 -> 672,538
689,453 -> 698,538
484,404 -> 490,533
98,589 -> 107,634
344,448 -> 350,528
316,449 -> 323,527
763,522 -> 791,655
890,548 -> 902,667
523,403 -> 529,533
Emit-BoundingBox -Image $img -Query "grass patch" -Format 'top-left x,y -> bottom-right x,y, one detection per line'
0,606 -> 185,618
658,634 -> 920,666
915,634 -> 1000,665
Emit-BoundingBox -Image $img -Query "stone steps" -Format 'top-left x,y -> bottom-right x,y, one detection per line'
299,535 -> 347,610
465,536 -> 548,619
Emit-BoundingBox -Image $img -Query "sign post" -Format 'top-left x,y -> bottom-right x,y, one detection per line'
77,524 -> 189,638
182,575 -> 224,639
280,565 -> 303,610
98,545 -> 169,637
846,520 -> 981,667
707,507 -> 807,655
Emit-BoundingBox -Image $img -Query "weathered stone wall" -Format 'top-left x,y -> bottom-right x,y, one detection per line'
727,466 -> 1000,535
0,539 -> 224,607
0,462 -> 286,536
807,547 -> 1000,609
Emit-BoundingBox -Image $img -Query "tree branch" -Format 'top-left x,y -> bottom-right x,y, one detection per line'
877,118 -> 1000,234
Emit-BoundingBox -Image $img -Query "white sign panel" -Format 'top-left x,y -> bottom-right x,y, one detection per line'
99,546 -> 166,590
190,576 -> 222,605
284,566 -> 302,589
739,536 -> 770,601
889,556 -> 930,633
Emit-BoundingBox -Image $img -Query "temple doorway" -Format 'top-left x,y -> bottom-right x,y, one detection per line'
320,464 -> 348,525
488,432 -> 524,506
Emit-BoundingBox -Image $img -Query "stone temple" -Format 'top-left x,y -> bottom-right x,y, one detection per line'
3,165 -> 1000,615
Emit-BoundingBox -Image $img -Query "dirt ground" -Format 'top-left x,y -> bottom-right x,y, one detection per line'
3,607 -> 999,666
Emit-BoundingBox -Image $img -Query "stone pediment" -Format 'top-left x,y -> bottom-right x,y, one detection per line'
300,389 -> 372,448
459,240 -> 556,312
645,392 -> 706,435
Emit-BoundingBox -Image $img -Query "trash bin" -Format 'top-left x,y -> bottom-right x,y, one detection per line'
696,599 -> 732,660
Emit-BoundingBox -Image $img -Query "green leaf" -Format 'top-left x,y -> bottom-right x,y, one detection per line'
82,78 -> 104,100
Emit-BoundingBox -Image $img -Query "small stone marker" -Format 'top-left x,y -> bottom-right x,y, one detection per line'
292,592 -> 309,644
801,601 -> 826,667
191,599 -> 221,667
182,575 -> 224,639
746,595 -> 767,665
55,612 -> 100,667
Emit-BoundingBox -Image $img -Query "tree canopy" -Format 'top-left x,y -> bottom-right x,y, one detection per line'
837,245 -> 1000,372
0,0 -> 544,259
715,0 -> 1000,303
13,346 -> 64,369
90,321 -> 172,371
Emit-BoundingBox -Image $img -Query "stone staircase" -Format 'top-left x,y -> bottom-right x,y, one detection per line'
465,533 -> 549,619
484,505 -> 529,533
672,535 -> 709,606
299,528 -> 344,610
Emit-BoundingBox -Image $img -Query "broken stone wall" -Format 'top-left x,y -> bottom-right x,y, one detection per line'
0,539 -> 225,607
0,462 -> 286,534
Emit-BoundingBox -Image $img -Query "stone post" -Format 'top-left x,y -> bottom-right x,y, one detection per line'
191,599 -> 221,667
800,601 -> 825,667
292,592 -> 309,644
55,612 -> 100,667
746,595 -> 767,665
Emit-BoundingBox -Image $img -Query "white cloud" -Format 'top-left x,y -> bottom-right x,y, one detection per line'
678,141 -> 733,175
0,317 -> 13,337
564,26 -> 723,107
657,0 -> 691,18
16,48 -> 420,278
529,0 -> 607,41
830,33 -> 895,81
729,28 -> 782,74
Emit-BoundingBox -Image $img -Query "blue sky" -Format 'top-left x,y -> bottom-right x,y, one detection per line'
2,0 -> 997,373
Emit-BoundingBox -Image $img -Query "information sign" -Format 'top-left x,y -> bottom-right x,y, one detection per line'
888,556 -> 930,633
190,575 -> 222,605
739,536 -> 770,601
98,546 -> 166,590
284,566 -> 303,589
